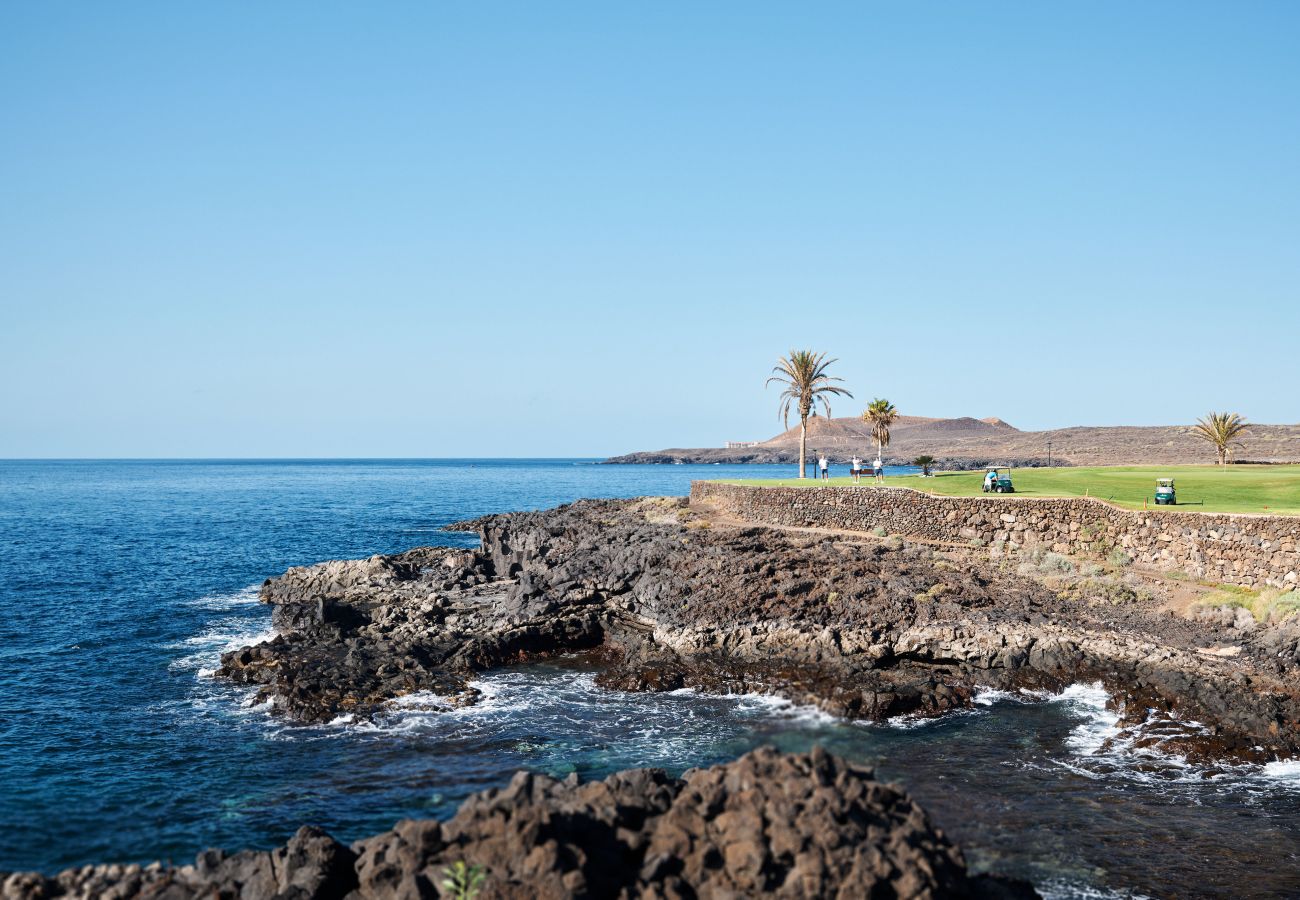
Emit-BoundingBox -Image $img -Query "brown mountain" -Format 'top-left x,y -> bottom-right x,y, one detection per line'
605,415 -> 1300,466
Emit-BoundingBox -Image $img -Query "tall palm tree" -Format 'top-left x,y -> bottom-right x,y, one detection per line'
863,398 -> 898,465
766,350 -> 853,479
1191,411 -> 1250,466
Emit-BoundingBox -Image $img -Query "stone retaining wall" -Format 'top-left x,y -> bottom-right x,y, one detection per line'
690,481 -> 1300,589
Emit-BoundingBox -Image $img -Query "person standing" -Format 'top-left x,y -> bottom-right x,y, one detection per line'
818,455 -> 829,481
851,455 -> 862,483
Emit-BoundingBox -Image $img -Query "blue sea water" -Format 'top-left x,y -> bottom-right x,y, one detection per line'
1,459 -> 1297,899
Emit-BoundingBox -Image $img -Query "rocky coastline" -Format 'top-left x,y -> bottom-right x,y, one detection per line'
1,748 -> 1035,899
217,496 -> 1300,762
12,495 -> 1300,898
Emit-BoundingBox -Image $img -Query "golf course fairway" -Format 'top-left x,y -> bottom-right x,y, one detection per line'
723,465 -> 1300,515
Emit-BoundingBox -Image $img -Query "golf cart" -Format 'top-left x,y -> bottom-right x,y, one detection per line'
982,466 -> 1015,494
1154,478 -> 1177,506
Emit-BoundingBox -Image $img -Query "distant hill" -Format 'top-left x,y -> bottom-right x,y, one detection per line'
604,415 -> 1300,466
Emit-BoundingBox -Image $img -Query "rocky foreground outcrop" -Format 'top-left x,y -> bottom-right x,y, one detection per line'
1,747 -> 1036,899
217,497 -> 1300,762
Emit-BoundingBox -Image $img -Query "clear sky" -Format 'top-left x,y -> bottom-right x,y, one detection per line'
2,2 -> 1297,457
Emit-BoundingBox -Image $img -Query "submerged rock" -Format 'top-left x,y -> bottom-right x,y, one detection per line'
0,748 -> 1037,899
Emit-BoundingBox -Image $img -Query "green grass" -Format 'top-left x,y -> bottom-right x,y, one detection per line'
720,465 -> 1300,515
1195,585 -> 1300,622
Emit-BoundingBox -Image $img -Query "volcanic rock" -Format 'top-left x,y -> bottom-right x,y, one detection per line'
1,748 -> 1037,899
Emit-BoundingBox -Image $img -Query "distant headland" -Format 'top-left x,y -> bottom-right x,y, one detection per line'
604,414 -> 1300,467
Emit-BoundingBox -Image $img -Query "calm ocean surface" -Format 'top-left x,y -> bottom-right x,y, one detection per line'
1,459 -> 1297,898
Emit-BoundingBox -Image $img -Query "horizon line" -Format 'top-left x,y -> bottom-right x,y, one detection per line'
0,456 -> 615,462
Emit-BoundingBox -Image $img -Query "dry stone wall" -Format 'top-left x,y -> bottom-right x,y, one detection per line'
690,481 -> 1300,589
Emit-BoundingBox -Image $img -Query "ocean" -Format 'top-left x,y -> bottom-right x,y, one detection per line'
1,459 -> 1297,898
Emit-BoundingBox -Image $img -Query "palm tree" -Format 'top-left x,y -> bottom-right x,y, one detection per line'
863,398 -> 898,466
1191,411 -> 1250,466
912,455 -> 936,477
766,350 -> 853,479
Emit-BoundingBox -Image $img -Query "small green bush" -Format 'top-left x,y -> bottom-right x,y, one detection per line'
871,525 -> 888,537
441,861 -> 486,900
1193,586 -> 1300,623
914,582 -> 952,603
1107,549 -> 1132,568
1270,591 -> 1300,621
1062,577 -> 1151,606
1039,552 -> 1076,575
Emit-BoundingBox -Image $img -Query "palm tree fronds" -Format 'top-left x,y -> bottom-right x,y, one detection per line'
1191,411 -> 1249,465
863,398 -> 899,457
765,349 -> 854,478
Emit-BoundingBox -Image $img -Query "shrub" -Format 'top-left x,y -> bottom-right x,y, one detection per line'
1039,552 -> 1076,575
1062,576 -> 1152,606
1192,586 -> 1300,623
871,525 -> 888,537
914,582 -> 952,603
1269,591 -> 1300,621
1107,549 -> 1132,568
441,862 -> 486,900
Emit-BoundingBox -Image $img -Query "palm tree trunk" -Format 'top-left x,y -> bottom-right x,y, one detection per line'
799,418 -> 808,478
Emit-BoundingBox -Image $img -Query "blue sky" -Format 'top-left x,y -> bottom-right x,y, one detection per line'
2,2 -> 1297,457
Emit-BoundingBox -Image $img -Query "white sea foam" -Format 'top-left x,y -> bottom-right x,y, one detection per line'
185,584 -> 263,610
1012,681 -> 1300,794
168,584 -> 275,671
740,694 -> 840,726
1261,758 -> 1300,783
1051,682 -> 1120,756
670,687 -> 840,726
882,713 -> 941,730
301,669 -> 846,750
971,687 -> 1018,706
1039,881 -> 1154,900
168,622 -> 278,676
388,690 -> 453,711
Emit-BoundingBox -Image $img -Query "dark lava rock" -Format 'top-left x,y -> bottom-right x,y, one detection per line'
1,748 -> 1038,899
214,496 -> 1299,760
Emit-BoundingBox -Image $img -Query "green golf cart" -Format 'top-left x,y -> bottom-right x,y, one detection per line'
1154,478 -> 1176,506
982,466 -> 1015,494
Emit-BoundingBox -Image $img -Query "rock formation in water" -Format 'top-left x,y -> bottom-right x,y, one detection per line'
0,747 -> 1036,899
216,497 -> 1300,762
